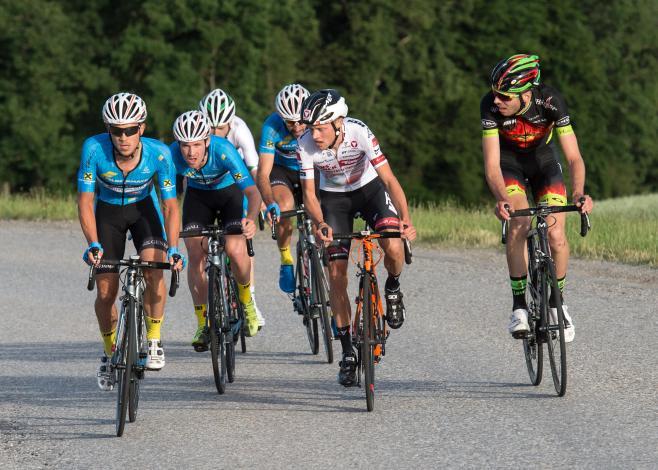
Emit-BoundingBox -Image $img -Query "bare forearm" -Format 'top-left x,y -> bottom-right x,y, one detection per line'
384,178 -> 411,222
245,187 -> 262,221
77,195 -> 98,244
485,168 -> 509,201
162,201 -> 180,248
568,158 -> 586,197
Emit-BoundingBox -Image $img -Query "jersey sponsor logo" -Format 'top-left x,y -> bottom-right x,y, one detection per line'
371,137 -> 379,147
184,169 -> 196,177
221,154 -> 226,160
163,179 -> 173,187
481,119 -> 497,129
100,170 -> 117,178
142,165 -> 151,174
83,172 -> 94,181
535,96 -> 558,111
503,119 -> 516,127
350,140 -> 358,148
233,172 -> 243,180
556,116 -> 570,126
158,154 -> 164,161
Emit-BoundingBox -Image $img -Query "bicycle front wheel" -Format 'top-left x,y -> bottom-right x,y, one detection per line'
362,279 -> 376,412
208,265 -> 227,395
128,312 -> 145,423
546,260 -> 568,396
297,240 -> 319,355
115,299 -> 132,437
311,246 -> 333,363
523,235 -> 543,386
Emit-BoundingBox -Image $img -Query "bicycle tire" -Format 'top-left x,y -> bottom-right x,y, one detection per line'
208,265 -> 227,395
311,246 -> 333,363
128,313 -> 145,423
362,278 -> 376,412
523,235 -> 543,386
227,272 -> 247,355
546,259 -> 568,396
225,269 -> 239,382
297,240 -> 319,355
115,298 -> 132,436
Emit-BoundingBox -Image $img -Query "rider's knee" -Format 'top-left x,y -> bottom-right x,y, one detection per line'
548,228 -> 568,250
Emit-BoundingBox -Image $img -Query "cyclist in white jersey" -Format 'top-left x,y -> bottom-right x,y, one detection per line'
199,89 -> 265,328
297,89 -> 417,387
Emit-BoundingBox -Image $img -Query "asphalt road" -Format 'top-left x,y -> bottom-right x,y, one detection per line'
0,221 -> 656,469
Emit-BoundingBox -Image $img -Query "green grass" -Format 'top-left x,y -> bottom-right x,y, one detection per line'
0,192 -> 78,221
3,192 -> 658,265
411,195 -> 658,265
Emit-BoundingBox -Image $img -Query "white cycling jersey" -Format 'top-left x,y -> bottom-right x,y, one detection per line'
297,117 -> 387,192
225,116 -> 259,170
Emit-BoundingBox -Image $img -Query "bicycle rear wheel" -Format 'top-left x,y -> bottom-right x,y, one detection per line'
128,313 -> 145,423
311,246 -> 333,363
523,236 -> 543,386
546,260 -> 568,396
362,279 -> 376,412
208,265 -> 227,395
115,299 -> 132,437
227,272 -> 246,356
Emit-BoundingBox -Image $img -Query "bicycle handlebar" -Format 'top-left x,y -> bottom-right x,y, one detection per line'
330,231 -> 413,264
86,256 -> 179,296
270,208 -> 278,240
501,200 -> 591,245
258,211 -> 265,231
179,227 -> 254,257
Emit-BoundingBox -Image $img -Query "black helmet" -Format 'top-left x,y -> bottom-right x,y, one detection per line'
301,89 -> 348,125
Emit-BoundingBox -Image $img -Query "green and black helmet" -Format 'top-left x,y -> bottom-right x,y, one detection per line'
490,54 -> 541,95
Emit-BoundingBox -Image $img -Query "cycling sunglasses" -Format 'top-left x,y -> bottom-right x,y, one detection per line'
109,125 -> 141,137
284,120 -> 304,127
492,90 -> 518,102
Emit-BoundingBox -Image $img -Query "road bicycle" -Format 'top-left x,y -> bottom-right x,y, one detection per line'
87,253 -> 179,436
502,200 -> 590,396
332,228 -> 412,411
275,206 -> 334,363
179,226 -> 254,394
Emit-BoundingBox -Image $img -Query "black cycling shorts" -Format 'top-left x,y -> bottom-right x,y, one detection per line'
95,196 -> 167,274
182,185 -> 243,234
269,164 -> 321,206
270,164 -> 303,205
501,144 -> 567,206
321,178 -> 400,261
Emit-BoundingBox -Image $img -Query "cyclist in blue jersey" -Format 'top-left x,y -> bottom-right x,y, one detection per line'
199,89 -> 265,329
77,92 -> 183,391
257,83 -> 310,294
171,111 -> 262,343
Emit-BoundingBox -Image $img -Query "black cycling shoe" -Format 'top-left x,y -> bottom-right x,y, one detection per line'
385,288 -> 406,329
337,352 -> 357,387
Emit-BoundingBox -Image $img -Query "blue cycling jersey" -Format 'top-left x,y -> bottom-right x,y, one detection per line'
170,135 -> 255,191
258,112 -> 300,171
77,133 -> 177,205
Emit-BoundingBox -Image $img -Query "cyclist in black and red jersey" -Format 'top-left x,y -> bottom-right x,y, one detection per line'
481,54 -> 593,343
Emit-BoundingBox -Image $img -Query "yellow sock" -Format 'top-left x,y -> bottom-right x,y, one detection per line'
145,316 -> 163,341
101,329 -> 116,357
238,282 -> 252,305
279,246 -> 294,265
194,304 -> 207,328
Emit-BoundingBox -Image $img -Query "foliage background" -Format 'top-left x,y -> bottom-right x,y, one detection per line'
1,0 -> 656,203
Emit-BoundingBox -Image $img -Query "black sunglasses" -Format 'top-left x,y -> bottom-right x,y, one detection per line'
109,125 -> 141,137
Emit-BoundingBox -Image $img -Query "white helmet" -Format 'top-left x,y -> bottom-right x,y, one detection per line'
172,111 -> 211,142
300,89 -> 348,125
275,84 -> 310,121
102,92 -> 147,125
199,89 -> 236,127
